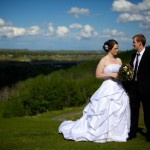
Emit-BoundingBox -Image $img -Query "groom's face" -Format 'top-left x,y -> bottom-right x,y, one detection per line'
132,37 -> 141,50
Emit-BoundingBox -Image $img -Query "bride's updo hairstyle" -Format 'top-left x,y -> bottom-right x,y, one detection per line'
103,39 -> 118,52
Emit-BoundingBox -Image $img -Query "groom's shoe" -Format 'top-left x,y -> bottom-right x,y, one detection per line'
145,134 -> 150,142
145,137 -> 150,142
127,133 -> 136,141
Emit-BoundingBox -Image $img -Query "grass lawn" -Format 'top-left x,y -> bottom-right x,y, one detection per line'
0,106 -> 150,150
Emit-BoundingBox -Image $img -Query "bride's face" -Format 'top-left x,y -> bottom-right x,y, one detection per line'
110,44 -> 119,56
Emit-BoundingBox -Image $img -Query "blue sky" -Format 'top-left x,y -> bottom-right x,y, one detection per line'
0,0 -> 150,51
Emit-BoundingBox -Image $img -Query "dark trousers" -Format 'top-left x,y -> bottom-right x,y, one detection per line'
129,81 -> 150,137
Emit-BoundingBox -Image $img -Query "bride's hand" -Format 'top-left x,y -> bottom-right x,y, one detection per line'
111,73 -> 118,79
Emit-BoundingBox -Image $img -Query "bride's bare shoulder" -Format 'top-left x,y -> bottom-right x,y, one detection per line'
116,57 -> 122,65
100,55 -> 108,61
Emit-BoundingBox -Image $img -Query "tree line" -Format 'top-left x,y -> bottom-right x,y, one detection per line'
0,48 -> 149,118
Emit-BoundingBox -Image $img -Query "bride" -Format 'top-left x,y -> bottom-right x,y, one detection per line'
58,39 -> 130,143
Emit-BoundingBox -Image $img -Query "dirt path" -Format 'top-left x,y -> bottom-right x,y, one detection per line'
52,111 -> 82,121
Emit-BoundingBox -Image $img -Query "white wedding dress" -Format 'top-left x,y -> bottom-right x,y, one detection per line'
58,64 -> 130,143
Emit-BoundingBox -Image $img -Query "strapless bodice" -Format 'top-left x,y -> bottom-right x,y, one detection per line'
103,64 -> 121,74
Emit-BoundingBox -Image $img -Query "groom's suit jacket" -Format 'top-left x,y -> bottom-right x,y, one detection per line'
130,48 -> 150,95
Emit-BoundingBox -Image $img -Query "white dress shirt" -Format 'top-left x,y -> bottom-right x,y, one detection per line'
133,48 -> 145,71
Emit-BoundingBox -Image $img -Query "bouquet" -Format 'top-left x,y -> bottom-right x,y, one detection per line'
118,64 -> 134,81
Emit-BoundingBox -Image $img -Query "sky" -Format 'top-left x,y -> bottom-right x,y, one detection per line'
0,0 -> 150,51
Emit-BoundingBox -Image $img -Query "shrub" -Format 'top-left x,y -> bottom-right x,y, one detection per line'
1,60 -> 102,117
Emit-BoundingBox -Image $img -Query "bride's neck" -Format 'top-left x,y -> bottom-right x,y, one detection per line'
107,53 -> 115,59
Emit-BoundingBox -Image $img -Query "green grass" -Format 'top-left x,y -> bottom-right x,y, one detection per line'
0,106 -> 150,150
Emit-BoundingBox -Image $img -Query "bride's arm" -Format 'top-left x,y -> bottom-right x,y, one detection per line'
96,58 -> 117,79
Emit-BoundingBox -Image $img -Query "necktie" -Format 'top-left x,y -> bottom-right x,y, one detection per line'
133,53 -> 140,81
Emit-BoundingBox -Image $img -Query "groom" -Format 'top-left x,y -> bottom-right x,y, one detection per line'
127,34 -> 150,142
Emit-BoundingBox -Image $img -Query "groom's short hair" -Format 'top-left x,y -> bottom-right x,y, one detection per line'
132,34 -> 146,46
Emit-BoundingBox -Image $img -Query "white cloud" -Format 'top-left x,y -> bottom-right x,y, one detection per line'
56,26 -> 69,37
117,12 -> 150,28
76,24 -> 97,40
26,26 -> 40,36
0,18 -> 41,38
113,0 -> 150,12
112,0 -> 134,12
117,13 -> 143,22
43,23 -> 56,37
69,23 -> 82,29
139,14 -> 150,29
0,26 -> 26,38
136,0 -> 150,11
68,7 -> 90,18
112,0 -> 150,29
0,18 -> 5,26
0,25 -> 41,38
48,23 -> 55,33
139,22 -> 150,29
102,29 -> 125,37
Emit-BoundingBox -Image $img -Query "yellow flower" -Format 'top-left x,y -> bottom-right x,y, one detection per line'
118,64 -> 134,81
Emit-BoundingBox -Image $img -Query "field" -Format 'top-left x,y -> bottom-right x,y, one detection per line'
0,106 -> 150,150
0,49 -> 104,62
0,49 -> 150,149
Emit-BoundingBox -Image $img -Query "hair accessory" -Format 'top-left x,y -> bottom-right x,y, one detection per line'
104,44 -> 109,50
